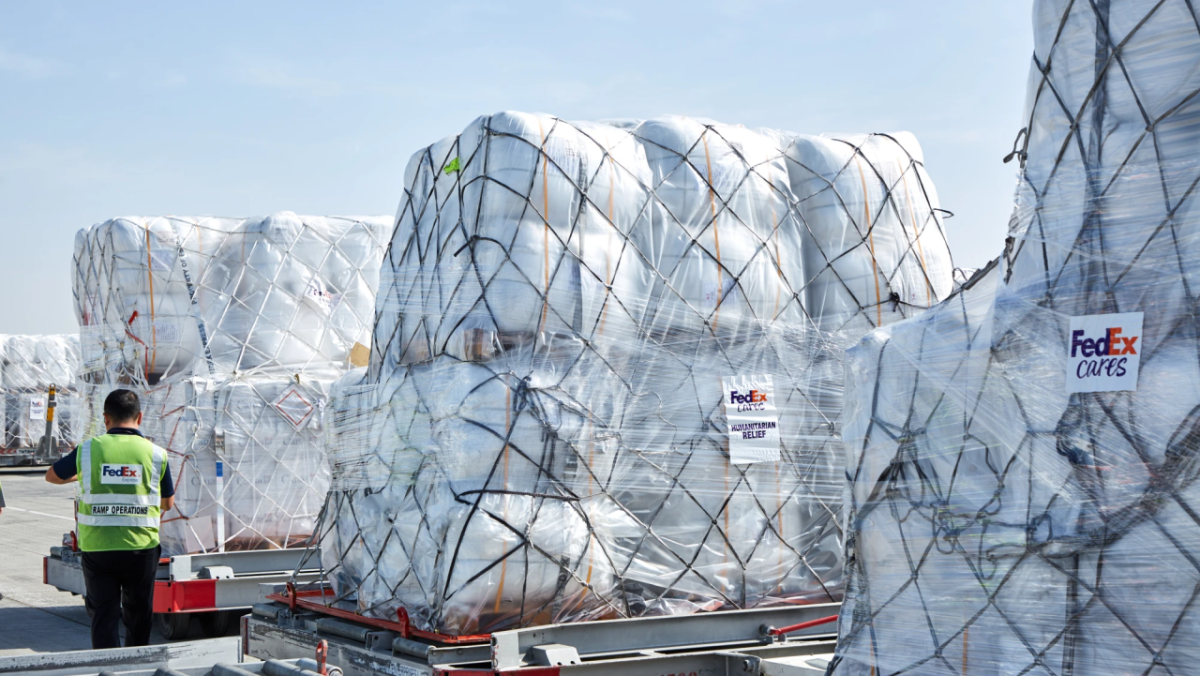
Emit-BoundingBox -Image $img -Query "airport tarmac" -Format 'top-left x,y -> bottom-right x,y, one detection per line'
0,468 -> 206,655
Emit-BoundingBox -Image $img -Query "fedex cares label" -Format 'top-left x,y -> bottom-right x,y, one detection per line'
1066,312 -> 1143,393
100,463 -> 143,485
722,375 -> 780,464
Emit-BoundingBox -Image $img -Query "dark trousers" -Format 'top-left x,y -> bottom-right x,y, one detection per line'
80,546 -> 160,649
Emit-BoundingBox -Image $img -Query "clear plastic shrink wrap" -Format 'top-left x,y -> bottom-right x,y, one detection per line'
312,112 -> 956,635
830,1 -> 1200,675
156,376 -> 334,554
73,213 -> 390,554
0,334 -> 83,455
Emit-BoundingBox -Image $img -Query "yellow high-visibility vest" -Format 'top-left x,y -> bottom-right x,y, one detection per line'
75,434 -> 167,552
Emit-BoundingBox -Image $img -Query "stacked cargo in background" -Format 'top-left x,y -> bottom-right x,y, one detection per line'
0,334 -> 83,459
73,213 -> 390,555
830,1 -> 1200,675
312,112 -> 956,635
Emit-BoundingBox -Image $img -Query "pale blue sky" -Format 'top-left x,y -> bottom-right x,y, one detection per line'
0,1 -> 1033,334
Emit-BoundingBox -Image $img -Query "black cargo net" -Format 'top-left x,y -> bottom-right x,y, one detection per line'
294,115 -> 954,635
831,1 -> 1200,674
0,335 -> 82,454
72,215 -> 388,555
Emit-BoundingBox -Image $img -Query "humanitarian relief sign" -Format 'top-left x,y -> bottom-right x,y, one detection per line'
722,374 -> 781,464
1066,312 -> 1143,393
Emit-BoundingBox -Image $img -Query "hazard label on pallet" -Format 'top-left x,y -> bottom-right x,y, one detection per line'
273,388 -> 314,427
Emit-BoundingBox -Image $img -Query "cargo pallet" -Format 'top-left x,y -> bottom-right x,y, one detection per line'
45,545 -> 322,641
0,635 -> 334,676
1,384 -> 70,466
243,584 -> 840,675
0,445 -> 60,467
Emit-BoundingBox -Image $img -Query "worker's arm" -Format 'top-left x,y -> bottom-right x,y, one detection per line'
45,447 -> 78,485
45,465 -> 77,485
159,459 -> 176,513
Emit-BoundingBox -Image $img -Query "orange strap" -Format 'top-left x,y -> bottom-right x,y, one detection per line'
143,225 -> 158,375
702,135 -> 723,329
598,156 -> 615,336
854,156 -> 883,327
584,419 -> 596,586
538,120 -> 551,333
774,461 -> 784,593
494,387 -> 513,614
772,208 -> 781,320
963,625 -> 969,675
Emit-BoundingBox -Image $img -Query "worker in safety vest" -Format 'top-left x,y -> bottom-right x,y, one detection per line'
45,389 -> 175,648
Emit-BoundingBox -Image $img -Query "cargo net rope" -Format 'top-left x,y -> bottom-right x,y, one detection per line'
829,1 -> 1200,675
72,213 -> 391,554
297,112 -> 957,636
0,334 -> 83,455
133,374 -> 337,555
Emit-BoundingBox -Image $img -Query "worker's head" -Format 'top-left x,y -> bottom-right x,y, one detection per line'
103,389 -> 142,430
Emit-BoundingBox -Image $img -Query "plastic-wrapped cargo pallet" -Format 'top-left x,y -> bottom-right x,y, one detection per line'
830,1 -> 1200,675
311,112 -> 956,635
0,334 -> 83,458
73,213 -> 390,554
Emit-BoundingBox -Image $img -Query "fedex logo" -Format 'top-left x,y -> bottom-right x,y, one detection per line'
730,389 -> 768,412
729,390 -> 768,404
1070,327 -> 1138,357
1066,312 -> 1143,394
100,463 -> 142,485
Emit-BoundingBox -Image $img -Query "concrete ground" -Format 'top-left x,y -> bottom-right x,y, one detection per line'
0,468 -> 210,655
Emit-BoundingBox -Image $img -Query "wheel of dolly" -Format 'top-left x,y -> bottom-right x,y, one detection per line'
154,612 -> 191,640
197,610 -> 233,638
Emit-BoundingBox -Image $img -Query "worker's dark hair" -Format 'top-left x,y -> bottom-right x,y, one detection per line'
104,389 -> 141,423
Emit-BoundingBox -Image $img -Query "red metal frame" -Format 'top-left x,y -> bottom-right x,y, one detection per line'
153,579 -> 218,614
47,552 -> 238,615
767,613 -> 839,637
434,670 -> 560,676
267,585 -> 492,645
316,639 -> 329,675
242,614 -> 251,656
259,587 -> 834,675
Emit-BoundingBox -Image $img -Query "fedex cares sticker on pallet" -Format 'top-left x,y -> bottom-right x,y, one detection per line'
29,397 -> 46,421
722,374 -> 781,464
1066,312 -> 1143,393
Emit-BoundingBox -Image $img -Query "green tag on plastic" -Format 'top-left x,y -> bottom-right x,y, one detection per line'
444,158 -> 460,174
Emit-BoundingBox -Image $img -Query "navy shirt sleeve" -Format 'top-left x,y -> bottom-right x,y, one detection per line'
52,448 -> 78,481
160,462 -> 175,499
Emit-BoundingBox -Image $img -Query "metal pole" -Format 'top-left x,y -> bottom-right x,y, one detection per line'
35,384 -> 57,464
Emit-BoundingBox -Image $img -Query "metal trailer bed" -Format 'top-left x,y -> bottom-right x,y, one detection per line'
0,443 -> 69,467
0,636 -> 330,676
0,383 -> 71,467
44,546 -> 322,640
243,590 -> 841,676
